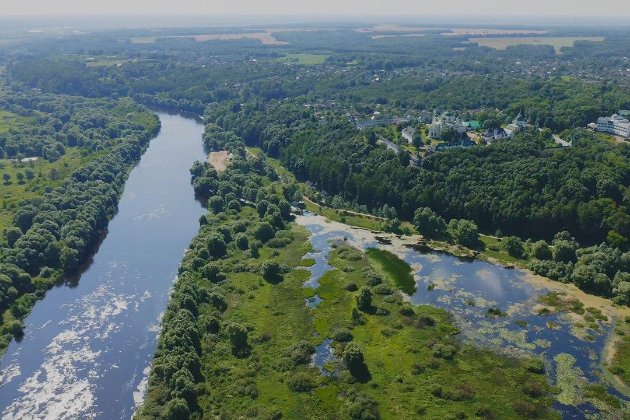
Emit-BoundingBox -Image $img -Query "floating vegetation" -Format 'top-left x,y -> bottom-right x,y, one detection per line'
533,339 -> 551,349
515,320 -> 528,328
554,353 -> 584,406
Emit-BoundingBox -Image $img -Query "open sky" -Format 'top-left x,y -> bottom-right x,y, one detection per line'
3,0 -> 630,18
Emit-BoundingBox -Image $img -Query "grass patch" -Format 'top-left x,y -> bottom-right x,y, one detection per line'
275,53 -> 328,65
366,248 -> 416,295
0,149 -> 103,233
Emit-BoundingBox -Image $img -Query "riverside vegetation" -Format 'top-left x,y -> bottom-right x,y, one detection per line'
138,144 -> 558,419
0,93 -> 159,355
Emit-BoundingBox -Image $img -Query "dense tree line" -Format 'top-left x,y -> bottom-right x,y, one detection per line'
139,146 -> 295,419
201,101 -> 630,302
0,97 -> 159,352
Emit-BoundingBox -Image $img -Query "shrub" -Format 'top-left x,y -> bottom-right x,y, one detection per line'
356,287 -> 372,311
525,359 -> 546,374
432,343 -> 457,359
235,233 -> 249,250
342,343 -> 365,372
531,240 -> 552,260
254,222 -> 275,243
331,328 -> 353,342
286,372 -> 315,392
287,341 -> 315,365
373,284 -> 393,295
261,261 -> 282,282
226,322 -> 249,354
346,282 -> 358,292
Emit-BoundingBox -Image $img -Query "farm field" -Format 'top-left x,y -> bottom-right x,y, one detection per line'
469,36 -> 605,53
276,53 -> 328,65
131,32 -> 288,45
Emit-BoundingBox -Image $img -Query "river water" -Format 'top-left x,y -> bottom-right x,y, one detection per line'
0,113 -> 206,419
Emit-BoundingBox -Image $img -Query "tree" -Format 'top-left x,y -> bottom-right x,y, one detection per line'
254,222 -> 275,243
256,200 -> 269,218
261,261 -> 281,282
356,287 -> 372,312
553,240 -> 577,263
5,227 -> 22,247
206,233 -> 227,258
503,236 -> 525,258
613,281 -> 630,305
343,342 -> 367,378
531,240 -> 552,260
3,173 -> 10,185
412,128 -> 424,148
235,233 -> 249,250
164,397 -> 190,420
208,196 -> 224,213
448,219 -> 479,248
413,207 -> 447,239
226,322 -> 249,354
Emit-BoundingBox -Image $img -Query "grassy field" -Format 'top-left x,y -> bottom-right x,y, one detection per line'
0,149 -> 102,233
469,36 -> 605,54
609,318 -> 630,389
276,53 -> 328,65
366,248 -> 416,294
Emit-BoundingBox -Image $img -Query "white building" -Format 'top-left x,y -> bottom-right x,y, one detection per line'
401,127 -> 416,144
482,128 -> 510,144
428,113 -> 467,139
597,114 -> 630,138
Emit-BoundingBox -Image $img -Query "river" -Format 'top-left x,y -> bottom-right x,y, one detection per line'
0,112 -> 206,419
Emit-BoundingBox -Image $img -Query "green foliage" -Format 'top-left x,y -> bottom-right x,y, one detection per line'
448,219 -> 480,248
413,207 -> 447,239
503,236 -> 525,258
355,287 -> 372,312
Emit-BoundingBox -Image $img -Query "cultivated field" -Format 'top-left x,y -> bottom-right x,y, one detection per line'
131,32 -> 288,45
469,36 -> 605,53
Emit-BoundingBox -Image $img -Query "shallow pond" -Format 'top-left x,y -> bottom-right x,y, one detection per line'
295,212 -> 628,418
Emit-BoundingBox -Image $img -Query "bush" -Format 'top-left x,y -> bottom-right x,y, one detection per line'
373,284 -> 393,295
261,261 -> 282,282
432,343 -> 457,359
286,372 -> 315,392
287,341 -> 315,365
331,328 -> 353,342
346,282 -> 358,291
525,359 -> 546,374
343,342 -> 366,373
267,236 -> 292,248
447,219 -> 479,248
235,233 -> 249,250
163,398 -> 190,420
